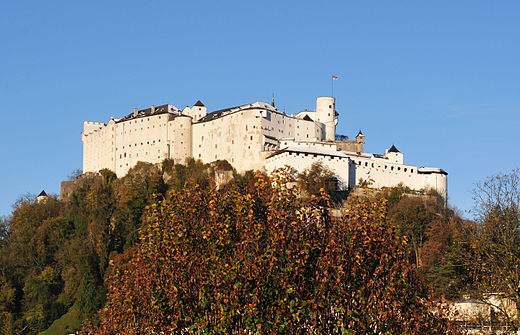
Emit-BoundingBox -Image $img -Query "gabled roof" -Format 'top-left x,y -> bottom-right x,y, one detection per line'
193,100 -> 205,107
38,190 -> 47,197
116,104 -> 175,123
303,114 -> 313,121
198,101 -> 276,123
388,145 -> 400,153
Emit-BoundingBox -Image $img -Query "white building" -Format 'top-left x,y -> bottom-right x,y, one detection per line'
82,96 -> 447,200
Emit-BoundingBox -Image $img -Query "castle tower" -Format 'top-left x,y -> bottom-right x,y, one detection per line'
315,97 -> 338,141
355,130 -> 365,145
192,100 -> 207,121
36,190 -> 48,203
385,145 -> 404,164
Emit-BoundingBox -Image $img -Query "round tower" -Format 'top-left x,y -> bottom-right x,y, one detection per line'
171,115 -> 193,164
316,97 -> 337,141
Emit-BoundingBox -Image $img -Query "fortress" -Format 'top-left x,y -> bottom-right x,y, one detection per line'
82,96 -> 447,200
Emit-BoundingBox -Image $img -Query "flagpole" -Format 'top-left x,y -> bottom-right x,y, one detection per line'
331,75 -> 334,98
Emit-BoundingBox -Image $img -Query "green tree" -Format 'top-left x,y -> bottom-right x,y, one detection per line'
298,162 -> 343,203
387,196 -> 443,267
470,168 -> 520,327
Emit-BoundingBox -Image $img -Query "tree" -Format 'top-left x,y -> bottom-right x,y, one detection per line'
387,196 -> 442,267
471,168 -> 520,327
298,162 -> 342,203
85,171 -> 456,334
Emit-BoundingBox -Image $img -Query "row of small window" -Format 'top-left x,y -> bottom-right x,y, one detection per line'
118,125 -> 161,135
355,161 -> 414,173
116,140 -> 160,150
127,116 -> 162,124
119,149 -> 161,158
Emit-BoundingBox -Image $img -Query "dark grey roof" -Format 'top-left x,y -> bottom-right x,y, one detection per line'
198,103 -> 265,123
193,100 -> 205,107
357,130 -> 364,136
38,190 -> 47,197
116,104 -> 172,123
198,105 -> 239,122
303,114 -> 313,121
388,145 -> 400,153
263,134 -> 279,141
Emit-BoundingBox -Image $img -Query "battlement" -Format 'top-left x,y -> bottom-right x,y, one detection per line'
84,121 -> 105,126
83,121 -> 106,137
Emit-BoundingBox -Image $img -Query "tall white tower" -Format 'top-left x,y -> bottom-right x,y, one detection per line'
315,97 -> 338,141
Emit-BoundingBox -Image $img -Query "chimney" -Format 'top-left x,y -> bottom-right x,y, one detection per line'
151,105 -> 156,114
133,108 -> 138,117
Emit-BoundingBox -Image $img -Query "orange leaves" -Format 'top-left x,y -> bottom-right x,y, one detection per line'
89,173 -> 456,334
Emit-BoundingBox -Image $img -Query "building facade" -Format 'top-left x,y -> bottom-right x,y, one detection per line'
82,96 -> 447,200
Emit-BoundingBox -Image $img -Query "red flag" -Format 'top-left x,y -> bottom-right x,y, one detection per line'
332,75 -> 338,80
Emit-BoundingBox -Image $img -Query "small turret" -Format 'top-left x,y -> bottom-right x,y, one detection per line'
192,100 -> 207,121
385,145 -> 403,164
36,190 -> 48,203
356,130 -> 365,144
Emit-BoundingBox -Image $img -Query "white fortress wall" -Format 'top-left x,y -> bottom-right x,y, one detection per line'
265,150 -> 350,190
192,108 -> 264,172
113,112 -> 170,176
261,110 -> 323,142
348,154 -> 425,190
82,121 -> 112,174
418,167 -> 448,200
346,153 -> 447,200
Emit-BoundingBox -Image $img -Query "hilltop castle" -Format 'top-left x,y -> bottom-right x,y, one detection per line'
82,96 -> 447,200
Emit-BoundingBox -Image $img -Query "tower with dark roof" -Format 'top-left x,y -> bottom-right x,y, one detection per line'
36,190 -> 48,203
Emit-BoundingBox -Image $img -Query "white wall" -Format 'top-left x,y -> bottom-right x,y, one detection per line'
265,151 -> 350,190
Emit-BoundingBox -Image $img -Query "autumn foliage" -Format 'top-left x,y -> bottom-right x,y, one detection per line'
87,170 -> 455,334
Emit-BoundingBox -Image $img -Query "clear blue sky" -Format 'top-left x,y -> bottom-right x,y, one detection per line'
1,0 -> 519,218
